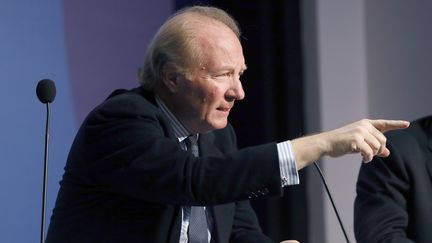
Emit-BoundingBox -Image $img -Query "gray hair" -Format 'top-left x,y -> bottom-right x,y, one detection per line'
138,6 -> 240,90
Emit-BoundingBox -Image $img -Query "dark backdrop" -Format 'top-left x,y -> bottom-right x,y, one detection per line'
176,1 -> 308,242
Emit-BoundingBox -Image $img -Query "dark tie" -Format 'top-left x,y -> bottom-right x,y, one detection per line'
185,135 -> 208,243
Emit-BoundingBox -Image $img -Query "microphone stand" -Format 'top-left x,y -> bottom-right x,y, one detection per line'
40,102 -> 51,243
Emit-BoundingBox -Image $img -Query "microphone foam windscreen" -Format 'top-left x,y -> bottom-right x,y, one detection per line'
36,79 -> 56,103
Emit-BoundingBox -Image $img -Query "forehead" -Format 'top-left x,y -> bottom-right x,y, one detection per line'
173,13 -> 246,71
194,23 -> 245,70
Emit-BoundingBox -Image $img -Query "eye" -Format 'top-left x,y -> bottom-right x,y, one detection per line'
221,72 -> 232,77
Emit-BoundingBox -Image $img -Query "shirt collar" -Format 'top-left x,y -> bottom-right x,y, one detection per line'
155,95 -> 192,142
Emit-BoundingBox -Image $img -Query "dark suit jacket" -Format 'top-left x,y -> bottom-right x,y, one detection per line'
46,87 -> 282,243
354,116 -> 432,243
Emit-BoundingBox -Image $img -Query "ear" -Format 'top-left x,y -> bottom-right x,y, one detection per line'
162,62 -> 180,93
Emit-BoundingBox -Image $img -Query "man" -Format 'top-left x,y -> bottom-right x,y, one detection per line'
354,116 -> 432,243
46,6 -> 409,243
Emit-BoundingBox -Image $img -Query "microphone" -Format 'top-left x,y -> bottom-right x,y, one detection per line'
36,79 -> 56,103
36,79 -> 56,243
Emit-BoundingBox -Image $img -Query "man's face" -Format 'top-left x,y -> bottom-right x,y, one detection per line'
173,23 -> 246,133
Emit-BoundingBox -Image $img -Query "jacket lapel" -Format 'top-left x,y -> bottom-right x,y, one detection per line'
199,132 -> 235,243
210,204 -> 235,243
168,208 -> 183,243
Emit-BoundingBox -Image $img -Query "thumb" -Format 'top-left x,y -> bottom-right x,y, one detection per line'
280,241 -> 300,243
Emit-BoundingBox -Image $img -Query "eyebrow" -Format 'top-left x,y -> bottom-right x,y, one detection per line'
203,63 -> 247,74
221,64 -> 248,72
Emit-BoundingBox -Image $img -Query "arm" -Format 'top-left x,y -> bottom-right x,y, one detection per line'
291,119 -> 409,170
73,93 -> 282,205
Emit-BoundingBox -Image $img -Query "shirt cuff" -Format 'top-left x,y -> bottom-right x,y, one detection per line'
277,140 -> 300,187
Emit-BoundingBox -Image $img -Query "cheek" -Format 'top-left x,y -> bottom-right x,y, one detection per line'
202,87 -> 223,104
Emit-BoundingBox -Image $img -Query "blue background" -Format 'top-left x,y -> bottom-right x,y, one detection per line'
0,0 -> 170,241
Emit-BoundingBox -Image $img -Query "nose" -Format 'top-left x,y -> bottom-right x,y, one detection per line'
226,77 -> 245,101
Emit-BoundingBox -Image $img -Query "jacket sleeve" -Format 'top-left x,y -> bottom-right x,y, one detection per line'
66,92 -> 282,206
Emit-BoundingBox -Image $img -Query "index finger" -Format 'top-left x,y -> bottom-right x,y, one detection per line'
370,119 -> 410,133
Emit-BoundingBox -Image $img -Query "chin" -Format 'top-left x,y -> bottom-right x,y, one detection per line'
196,118 -> 228,133
210,120 -> 228,130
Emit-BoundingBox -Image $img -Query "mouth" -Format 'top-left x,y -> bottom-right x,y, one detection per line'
217,107 -> 231,113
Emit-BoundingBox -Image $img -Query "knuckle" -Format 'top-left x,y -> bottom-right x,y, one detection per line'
378,145 -> 385,154
356,125 -> 368,135
350,142 -> 358,152
353,133 -> 363,143
360,119 -> 369,125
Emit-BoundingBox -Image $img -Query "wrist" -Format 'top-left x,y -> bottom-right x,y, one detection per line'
291,133 -> 329,169
315,131 -> 332,156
